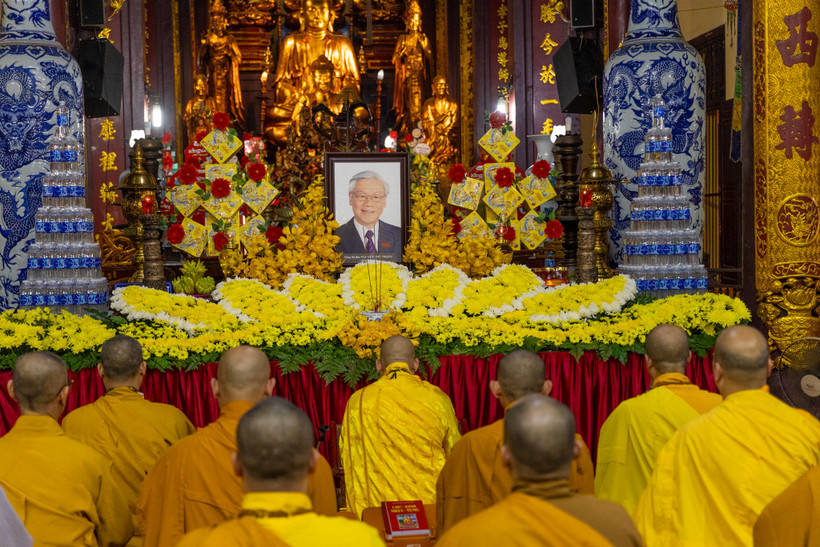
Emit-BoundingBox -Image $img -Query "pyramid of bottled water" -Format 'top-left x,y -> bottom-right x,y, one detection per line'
18,102 -> 109,314
618,96 -> 708,298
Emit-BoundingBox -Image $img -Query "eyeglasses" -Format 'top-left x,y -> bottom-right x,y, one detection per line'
350,192 -> 386,203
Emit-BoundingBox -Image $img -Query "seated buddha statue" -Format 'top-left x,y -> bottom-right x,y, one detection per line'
183,73 -> 216,143
264,0 -> 359,147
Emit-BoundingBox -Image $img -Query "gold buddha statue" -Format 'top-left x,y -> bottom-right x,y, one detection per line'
200,0 -> 244,124
392,0 -> 431,135
306,55 -> 343,114
264,0 -> 359,147
421,76 -> 458,164
183,74 -> 216,142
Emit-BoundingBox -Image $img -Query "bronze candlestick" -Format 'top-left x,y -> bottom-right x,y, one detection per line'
578,141 -> 614,279
553,133 -> 583,278
120,144 -> 158,283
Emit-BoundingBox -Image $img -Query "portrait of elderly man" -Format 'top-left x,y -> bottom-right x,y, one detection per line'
335,169 -> 402,261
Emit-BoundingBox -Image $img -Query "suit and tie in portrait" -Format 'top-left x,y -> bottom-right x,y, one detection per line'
335,170 -> 403,263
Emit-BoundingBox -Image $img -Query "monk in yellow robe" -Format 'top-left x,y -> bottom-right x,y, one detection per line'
178,397 -> 384,546
62,335 -> 195,546
137,346 -> 337,547
634,326 -> 820,546
436,349 -> 595,534
340,335 -> 461,517
595,324 -> 722,515
438,394 -> 642,546
0,352 -> 133,546
754,465 -> 820,546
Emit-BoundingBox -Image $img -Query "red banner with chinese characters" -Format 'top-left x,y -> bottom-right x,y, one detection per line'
531,0 -> 568,137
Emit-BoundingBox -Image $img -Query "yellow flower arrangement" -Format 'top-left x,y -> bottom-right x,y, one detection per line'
453,264 -> 542,316
283,274 -> 350,321
340,261 -> 412,311
403,178 -> 460,273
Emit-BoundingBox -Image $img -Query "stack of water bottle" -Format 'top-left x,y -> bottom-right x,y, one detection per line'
618,96 -> 708,298
18,102 -> 110,314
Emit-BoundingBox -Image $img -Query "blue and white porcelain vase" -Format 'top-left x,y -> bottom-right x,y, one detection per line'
603,0 -> 705,263
0,0 -> 84,309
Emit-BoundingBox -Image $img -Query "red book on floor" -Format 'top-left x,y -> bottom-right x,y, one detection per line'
381,500 -> 430,540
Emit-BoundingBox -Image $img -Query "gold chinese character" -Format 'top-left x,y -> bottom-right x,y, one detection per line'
498,20 -> 508,32
499,36 -> 508,50
541,118 -> 554,135
540,99 -> 559,105
541,3 -> 558,24
99,181 -> 118,204
540,33 -> 558,55
498,3 -> 508,17
99,119 -> 116,141
540,64 -> 556,85
99,151 -> 118,171
499,68 -> 510,82
498,51 -> 508,67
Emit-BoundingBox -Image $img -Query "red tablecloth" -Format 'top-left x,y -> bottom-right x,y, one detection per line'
0,350 -> 716,460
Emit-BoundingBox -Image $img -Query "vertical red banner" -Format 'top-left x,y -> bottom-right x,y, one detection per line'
531,1 -> 567,138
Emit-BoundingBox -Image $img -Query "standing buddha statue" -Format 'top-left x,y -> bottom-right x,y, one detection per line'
183,74 -> 216,143
421,76 -> 459,164
392,0 -> 431,135
200,0 -> 245,124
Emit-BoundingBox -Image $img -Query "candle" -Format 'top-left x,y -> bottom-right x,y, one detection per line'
565,116 -> 572,134
141,194 -> 156,215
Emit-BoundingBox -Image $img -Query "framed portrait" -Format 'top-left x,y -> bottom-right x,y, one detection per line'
324,152 -> 410,266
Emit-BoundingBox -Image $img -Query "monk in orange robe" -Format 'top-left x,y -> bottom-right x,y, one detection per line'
635,326 -> 820,546
438,394 -> 642,546
178,397 -> 384,547
62,335 -> 195,546
136,346 -> 336,547
0,352 -> 133,546
754,465 -> 820,546
595,324 -> 722,515
436,349 -> 595,534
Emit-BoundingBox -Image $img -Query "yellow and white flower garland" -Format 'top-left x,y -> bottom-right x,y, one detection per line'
520,275 -> 638,323
282,273 -> 348,320
339,260 -> 412,311
404,264 -> 471,318
110,286 -> 242,335
453,264 -> 543,317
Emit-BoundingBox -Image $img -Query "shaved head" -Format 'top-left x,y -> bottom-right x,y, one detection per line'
12,352 -> 68,413
714,326 -> 770,389
504,394 -> 576,479
217,346 -> 272,403
497,349 -> 546,402
645,324 -> 690,374
379,335 -> 415,369
100,335 -> 143,381
236,397 -> 314,483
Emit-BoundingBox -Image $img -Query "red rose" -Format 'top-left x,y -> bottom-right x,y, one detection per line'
389,130 -> 398,139
192,210 -> 206,225
545,219 -> 564,239
405,134 -> 413,143
247,162 -> 267,183
240,155 -> 249,168
165,176 -> 176,189
242,132 -> 252,140
503,227 -> 516,242
532,159 -> 551,179
194,130 -> 208,143
448,164 -> 466,184
211,178 -> 231,199
166,223 -> 185,244
213,232 -> 229,251
161,132 -> 173,145
495,167 -> 514,188
265,224 -> 284,246
213,112 -> 230,131
178,163 -> 198,185
489,111 -> 506,128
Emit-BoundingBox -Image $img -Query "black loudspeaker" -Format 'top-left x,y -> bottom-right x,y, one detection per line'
554,37 -> 603,114
79,0 -> 105,28
570,0 -> 596,29
77,39 -> 124,118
